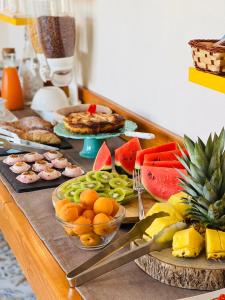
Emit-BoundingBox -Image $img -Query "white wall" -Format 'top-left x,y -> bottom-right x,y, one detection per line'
1,0 -> 225,140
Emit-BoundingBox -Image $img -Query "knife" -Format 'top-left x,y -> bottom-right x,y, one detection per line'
0,134 -> 59,152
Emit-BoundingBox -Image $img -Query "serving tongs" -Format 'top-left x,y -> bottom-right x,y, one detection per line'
67,212 -> 185,287
0,128 -> 59,153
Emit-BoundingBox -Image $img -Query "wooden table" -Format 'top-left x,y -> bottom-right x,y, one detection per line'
0,87 -> 183,300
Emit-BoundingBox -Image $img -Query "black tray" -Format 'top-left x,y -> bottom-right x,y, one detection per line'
0,154 -> 79,193
0,138 -> 73,157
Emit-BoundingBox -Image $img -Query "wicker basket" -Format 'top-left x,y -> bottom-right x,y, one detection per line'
189,39 -> 225,75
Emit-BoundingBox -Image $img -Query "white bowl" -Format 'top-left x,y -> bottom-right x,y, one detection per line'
31,87 -> 69,112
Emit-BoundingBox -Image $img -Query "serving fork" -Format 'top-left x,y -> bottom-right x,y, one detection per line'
133,169 -> 145,220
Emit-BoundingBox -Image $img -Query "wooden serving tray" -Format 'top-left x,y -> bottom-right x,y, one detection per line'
132,242 -> 225,291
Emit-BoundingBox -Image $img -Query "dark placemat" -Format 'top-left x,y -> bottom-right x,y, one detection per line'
0,152 -> 81,193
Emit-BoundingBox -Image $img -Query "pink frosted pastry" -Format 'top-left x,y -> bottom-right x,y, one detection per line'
32,160 -> 53,172
3,154 -> 24,166
38,168 -> 61,181
10,162 -> 31,174
51,157 -> 70,169
62,165 -> 84,178
23,152 -> 44,163
16,171 -> 40,184
43,150 -> 63,161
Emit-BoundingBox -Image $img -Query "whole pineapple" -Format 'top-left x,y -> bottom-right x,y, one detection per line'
177,128 -> 225,231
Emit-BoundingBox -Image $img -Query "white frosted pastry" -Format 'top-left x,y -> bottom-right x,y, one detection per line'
38,168 -> 61,181
10,162 -> 31,174
43,150 -> 63,161
32,160 -> 53,172
16,171 -> 40,184
3,154 -> 24,166
62,165 -> 84,178
51,157 -> 70,169
23,152 -> 44,163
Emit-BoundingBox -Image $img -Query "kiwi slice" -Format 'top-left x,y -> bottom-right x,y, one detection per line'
111,172 -> 119,178
95,171 -> 113,183
73,188 -> 85,203
125,178 -> 133,188
109,178 -> 128,189
86,171 -> 97,182
98,193 -> 108,198
123,187 -> 134,196
64,190 -> 77,201
81,181 -> 101,191
119,174 -> 128,180
109,188 -> 126,202
75,175 -> 86,182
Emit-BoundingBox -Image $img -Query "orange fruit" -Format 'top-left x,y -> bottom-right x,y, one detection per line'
64,226 -> 75,236
82,209 -> 95,222
93,213 -> 115,236
80,189 -> 99,209
75,203 -> 84,216
55,199 -> 70,215
58,203 -> 79,222
80,232 -> 101,247
73,216 -> 92,235
93,197 -> 113,216
111,199 -> 119,216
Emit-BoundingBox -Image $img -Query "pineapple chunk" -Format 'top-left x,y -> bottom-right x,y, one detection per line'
168,192 -> 191,218
172,227 -> 204,258
144,216 -> 186,243
146,203 -> 183,221
206,229 -> 225,259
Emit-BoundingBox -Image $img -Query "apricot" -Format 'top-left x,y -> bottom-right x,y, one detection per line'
80,189 -> 99,209
64,226 -> 75,236
75,203 -> 84,216
80,232 -> 101,247
55,199 -> 70,215
111,199 -> 119,216
73,216 -> 92,235
93,197 -> 114,216
93,213 -> 115,236
58,203 -> 79,222
82,209 -> 95,222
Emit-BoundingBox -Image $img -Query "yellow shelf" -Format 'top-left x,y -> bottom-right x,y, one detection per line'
189,67 -> 225,94
0,13 -> 27,25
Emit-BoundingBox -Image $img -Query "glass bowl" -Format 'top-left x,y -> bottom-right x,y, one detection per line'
55,205 -> 126,250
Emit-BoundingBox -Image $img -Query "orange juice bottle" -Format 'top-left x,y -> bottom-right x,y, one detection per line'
2,67 -> 24,111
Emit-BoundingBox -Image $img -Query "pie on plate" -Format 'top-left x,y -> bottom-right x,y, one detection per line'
64,112 -> 125,134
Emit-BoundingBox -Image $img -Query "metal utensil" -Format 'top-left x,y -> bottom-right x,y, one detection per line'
124,131 -> 155,140
66,212 -> 184,287
0,135 -> 58,153
133,169 -> 145,220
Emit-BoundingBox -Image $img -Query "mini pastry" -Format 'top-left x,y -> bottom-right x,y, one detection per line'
32,160 -> 53,172
43,150 -> 63,161
62,165 -> 84,178
52,157 -> 70,169
10,162 -> 31,174
16,171 -> 40,184
23,152 -> 44,163
3,154 -> 24,166
23,129 -> 61,145
38,168 -> 61,181
13,116 -> 53,131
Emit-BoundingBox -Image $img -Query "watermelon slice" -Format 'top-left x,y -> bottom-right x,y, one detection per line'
141,166 -> 186,202
93,142 -> 112,171
143,160 -> 185,169
143,149 -> 188,164
135,142 -> 178,169
115,138 -> 142,176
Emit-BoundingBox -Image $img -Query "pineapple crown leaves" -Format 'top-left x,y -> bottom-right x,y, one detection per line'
178,128 -> 225,229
